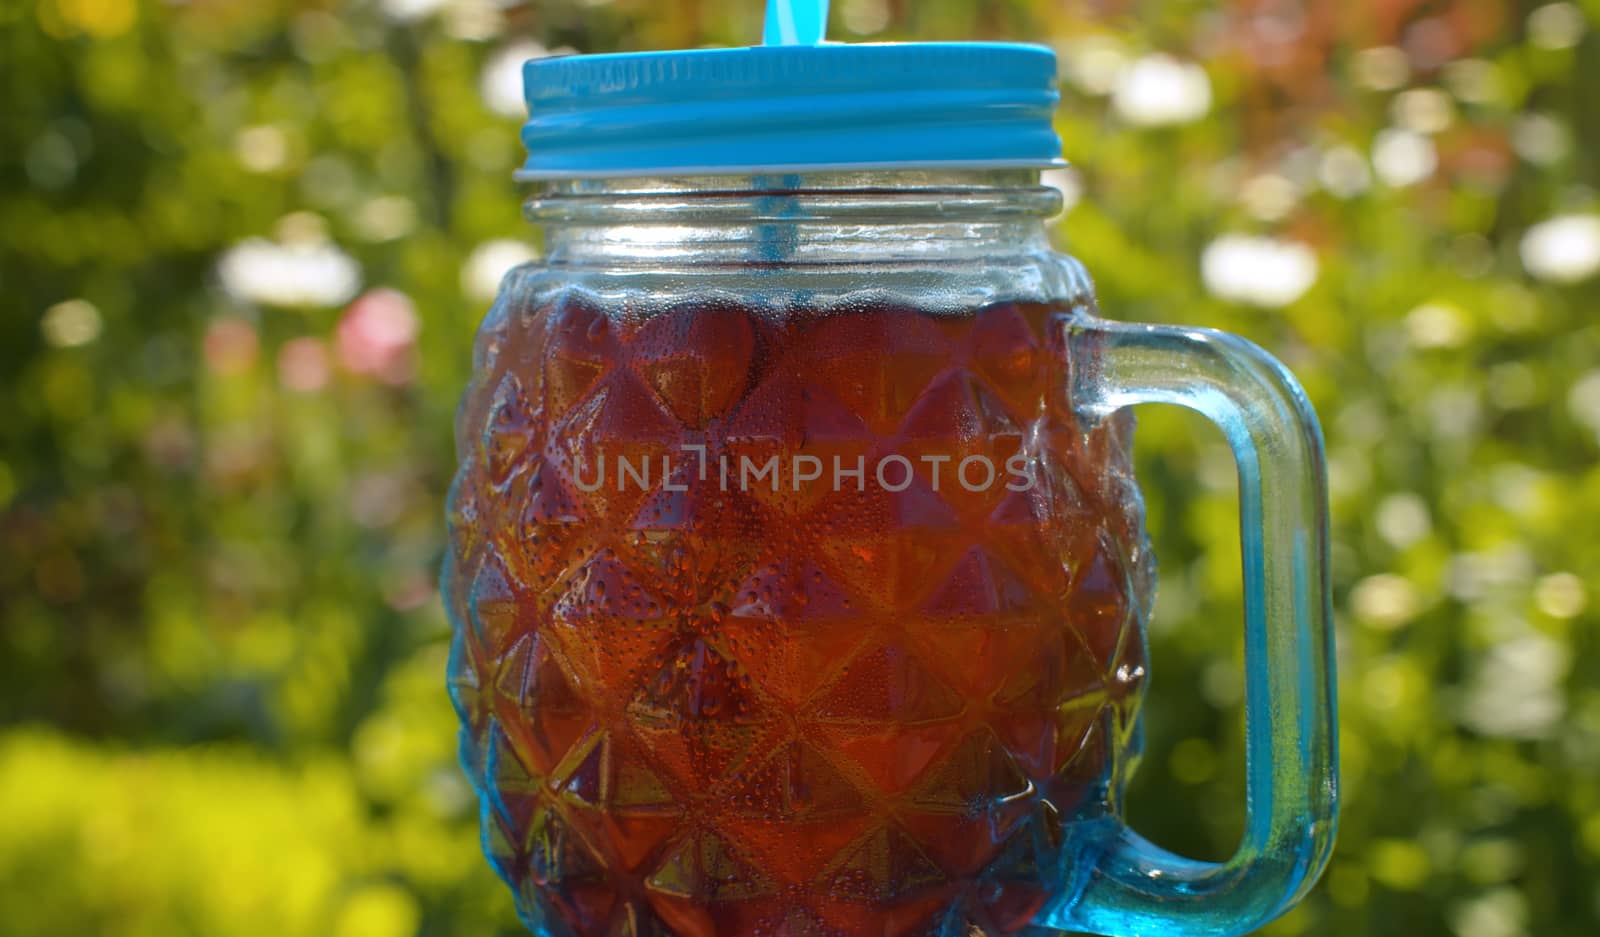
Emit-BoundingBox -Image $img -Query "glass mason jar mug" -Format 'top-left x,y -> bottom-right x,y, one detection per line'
444,43 -> 1337,937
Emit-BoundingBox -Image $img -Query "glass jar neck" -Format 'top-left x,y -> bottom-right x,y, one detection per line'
525,169 -> 1061,266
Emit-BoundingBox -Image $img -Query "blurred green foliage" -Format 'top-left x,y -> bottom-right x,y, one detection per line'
3,1 -> 1600,936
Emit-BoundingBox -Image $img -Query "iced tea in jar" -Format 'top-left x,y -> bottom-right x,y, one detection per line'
444,18 -> 1338,937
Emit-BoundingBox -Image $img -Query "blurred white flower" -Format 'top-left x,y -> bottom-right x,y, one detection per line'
1059,37 -> 1128,96
41,299 -> 103,348
1111,54 -> 1212,127
218,238 -> 362,308
1372,128 -> 1437,187
1528,3 -> 1587,50
1200,235 -> 1318,307
481,40 -> 549,118
463,239 -> 538,302
1520,214 -> 1600,284
1318,145 -> 1372,198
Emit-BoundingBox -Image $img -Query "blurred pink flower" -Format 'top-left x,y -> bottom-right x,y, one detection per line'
278,337 -> 331,393
336,288 -> 419,385
203,317 -> 259,375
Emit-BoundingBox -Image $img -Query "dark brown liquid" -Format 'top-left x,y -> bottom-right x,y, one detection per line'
446,292 -> 1150,937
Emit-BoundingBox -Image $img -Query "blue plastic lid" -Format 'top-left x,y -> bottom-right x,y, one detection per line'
517,43 -> 1065,180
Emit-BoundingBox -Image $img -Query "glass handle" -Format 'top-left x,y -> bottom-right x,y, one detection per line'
1057,317 -> 1339,937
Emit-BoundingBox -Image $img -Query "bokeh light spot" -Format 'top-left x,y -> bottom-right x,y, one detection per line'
1375,493 -> 1431,549
841,0 -> 890,36
1406,302 -> 1472,349
1511,113 -> 1570,166
1318,145 -> 1372,198
481,40 -> 549,118
1369,839 -> 1430,891
1200,235 -> 1318,307
1520,214 -> 1600,284
1527,3 -> 1587,51
1112,54 -> 1212,127
1168,738 -> 1217,785
235,126 -> 291,174
41,299 -> 103,348
1351,574 -> 1420,630
1372,128 -> 1437,187
1448,887 -> 1529,937
1059,36 -> 1128,95
1534,572 -> 1587,619
332,883 -> 421,937
1391,88 -> 1454,135
462,239 -> 538,302
1351,46 -> 1410,91
218,237 -> 363,309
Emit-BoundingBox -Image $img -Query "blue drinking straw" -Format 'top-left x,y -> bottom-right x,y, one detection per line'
764,0 -> 830,45
754,1 -> 830,265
